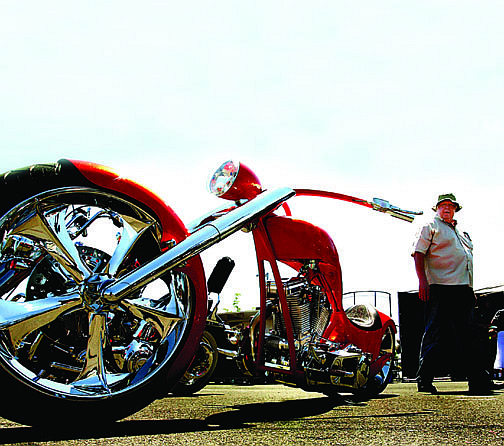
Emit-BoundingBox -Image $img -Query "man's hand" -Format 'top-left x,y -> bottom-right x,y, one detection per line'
418,277 -> 430,301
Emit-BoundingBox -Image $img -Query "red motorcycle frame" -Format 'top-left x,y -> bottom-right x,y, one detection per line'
0,158 -> 420,427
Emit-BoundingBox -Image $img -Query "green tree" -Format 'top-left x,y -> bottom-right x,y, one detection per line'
232,293 -> 242,312
223,293 -> 242,312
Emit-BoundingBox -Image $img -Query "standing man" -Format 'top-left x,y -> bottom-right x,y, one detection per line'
412,193 -> 490,395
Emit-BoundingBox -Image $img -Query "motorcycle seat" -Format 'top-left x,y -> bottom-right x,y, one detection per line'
345,303 -> 382,331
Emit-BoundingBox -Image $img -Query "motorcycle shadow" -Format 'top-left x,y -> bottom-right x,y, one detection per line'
204,393 -> 372,428
0,393 -> 395,443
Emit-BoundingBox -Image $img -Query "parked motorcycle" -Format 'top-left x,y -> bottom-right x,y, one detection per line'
172,256 -> 239,395
0,159 -> 421,427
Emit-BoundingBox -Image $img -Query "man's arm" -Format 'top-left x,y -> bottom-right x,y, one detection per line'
413,251 -> 429,301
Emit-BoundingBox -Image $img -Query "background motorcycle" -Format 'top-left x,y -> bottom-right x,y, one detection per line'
172,256 -> 239,395
0,159 -> 420,427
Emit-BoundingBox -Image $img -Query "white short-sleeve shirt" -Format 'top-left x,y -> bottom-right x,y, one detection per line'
413,215 -> 473,287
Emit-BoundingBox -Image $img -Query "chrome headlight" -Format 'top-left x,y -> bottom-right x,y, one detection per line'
208,160 -> 262,201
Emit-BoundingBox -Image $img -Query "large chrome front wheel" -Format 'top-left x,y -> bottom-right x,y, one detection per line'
0,186 -> 204,426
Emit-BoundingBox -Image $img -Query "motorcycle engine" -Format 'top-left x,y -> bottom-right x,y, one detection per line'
271,278 -> 329,339
261,275 -> 370,390
262,276 -> 330,369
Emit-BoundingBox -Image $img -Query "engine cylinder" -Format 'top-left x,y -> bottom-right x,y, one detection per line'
268,277 -> 328,340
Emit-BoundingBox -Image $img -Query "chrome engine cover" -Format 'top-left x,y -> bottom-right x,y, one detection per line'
268,277 -> 330,342
263,276 -> 370,390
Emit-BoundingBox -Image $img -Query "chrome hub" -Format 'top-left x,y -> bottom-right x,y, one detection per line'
80,274 -> 114,311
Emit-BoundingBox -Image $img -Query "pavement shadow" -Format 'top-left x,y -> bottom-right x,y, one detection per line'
204,394 -> 359,428
0,419 -> 210,444
0,394 -> 373,443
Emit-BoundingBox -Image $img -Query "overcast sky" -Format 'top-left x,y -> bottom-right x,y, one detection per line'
1,1 -> 503,311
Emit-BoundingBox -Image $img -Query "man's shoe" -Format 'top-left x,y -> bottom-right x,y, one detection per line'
417,383 -> 437,394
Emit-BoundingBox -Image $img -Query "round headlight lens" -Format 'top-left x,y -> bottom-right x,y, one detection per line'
209,160 -> 239,197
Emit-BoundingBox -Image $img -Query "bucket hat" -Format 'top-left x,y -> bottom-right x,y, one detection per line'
432,193 -> 461,212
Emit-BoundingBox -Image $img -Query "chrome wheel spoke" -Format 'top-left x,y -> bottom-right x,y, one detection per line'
105,215 -> 155,277
73,312 -> 110,393
120,270 -> 191,340
7,203 -> 91,283
122,295 -> 186,340
0,292 -> 83,350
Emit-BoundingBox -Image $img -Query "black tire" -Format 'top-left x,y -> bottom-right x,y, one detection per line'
0,161 -> 206,427
172,330 -> 219,396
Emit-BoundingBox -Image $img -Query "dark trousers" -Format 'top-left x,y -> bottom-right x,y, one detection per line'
417,285 -> 486,386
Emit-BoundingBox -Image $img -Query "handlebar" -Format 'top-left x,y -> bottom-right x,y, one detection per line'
294,189 -> 422,223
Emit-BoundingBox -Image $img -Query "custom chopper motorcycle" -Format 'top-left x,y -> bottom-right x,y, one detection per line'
0,159 -> 421,427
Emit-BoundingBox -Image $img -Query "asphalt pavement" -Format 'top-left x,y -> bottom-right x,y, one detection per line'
1,381 -> 503,446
